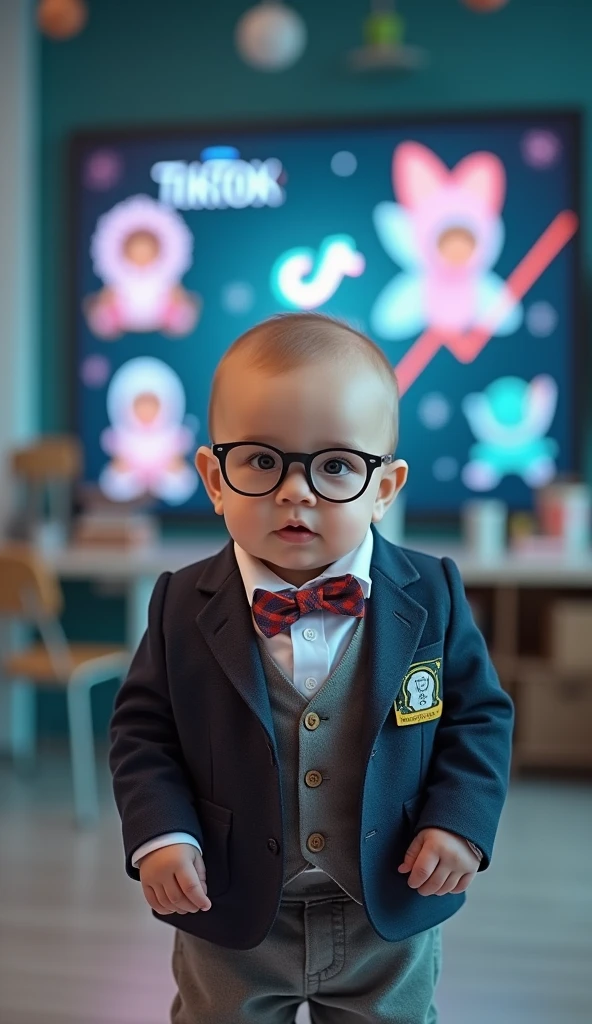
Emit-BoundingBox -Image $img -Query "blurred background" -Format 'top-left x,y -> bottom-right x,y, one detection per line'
0,1 -> 590,1022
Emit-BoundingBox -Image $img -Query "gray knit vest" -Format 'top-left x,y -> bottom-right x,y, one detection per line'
257,618 -> 368,904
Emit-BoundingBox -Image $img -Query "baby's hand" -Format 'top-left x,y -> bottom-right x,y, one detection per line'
398,828 -> 480,897
138,843 -> 212,915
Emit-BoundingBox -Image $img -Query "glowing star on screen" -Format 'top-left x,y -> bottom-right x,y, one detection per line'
461,374 -> 559,491
99,357 -> 198,506
83,195 -> 202,339
371,141 -> 523,342
270,234 -> 365,310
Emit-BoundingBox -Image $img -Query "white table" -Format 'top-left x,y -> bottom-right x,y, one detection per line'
41,534 -> 592,655
4,534 -> 592,762
416,542 -> 592,587
45,536 -> 229,647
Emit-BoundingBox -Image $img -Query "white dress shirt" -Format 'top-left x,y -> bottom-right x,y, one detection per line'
131,529 -> 374,866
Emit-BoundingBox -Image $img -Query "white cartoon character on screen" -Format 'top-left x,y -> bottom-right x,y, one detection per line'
84,195 -> 201,339
99,357 -> 198,505
371,141 -> 523,340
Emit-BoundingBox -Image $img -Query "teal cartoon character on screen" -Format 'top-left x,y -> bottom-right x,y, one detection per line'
462,374 -> 559,491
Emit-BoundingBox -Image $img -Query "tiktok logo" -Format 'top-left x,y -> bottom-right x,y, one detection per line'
270,235 -> 365,310
151,147 -> 285,211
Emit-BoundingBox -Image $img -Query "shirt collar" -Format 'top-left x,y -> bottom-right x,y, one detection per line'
234,527 -> 374,608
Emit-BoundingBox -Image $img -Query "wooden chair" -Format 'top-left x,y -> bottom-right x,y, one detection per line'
9,435 -> 82,541
0,544 -> 130,824
10,435 -> 82,481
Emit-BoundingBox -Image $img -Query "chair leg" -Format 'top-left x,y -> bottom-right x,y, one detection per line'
10,681 -> 37,775
66,682 -> 99,825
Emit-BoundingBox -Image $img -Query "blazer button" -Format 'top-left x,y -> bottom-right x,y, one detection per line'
304,712 -> 320,731
307,833 -> 325,853
304,770 -> 323,788
267,838 -> 280,855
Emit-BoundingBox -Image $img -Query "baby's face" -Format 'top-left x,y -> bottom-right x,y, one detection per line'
132,392 -> 161,425
124,230 -> 160,266
196,353 -> 407,586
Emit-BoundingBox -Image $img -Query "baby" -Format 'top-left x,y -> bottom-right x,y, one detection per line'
110,312 -> 514,1023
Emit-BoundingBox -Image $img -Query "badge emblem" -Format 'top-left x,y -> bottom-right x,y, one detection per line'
394,659 -> 443,726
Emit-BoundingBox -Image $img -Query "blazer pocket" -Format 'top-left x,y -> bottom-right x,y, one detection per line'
402,794 -> 424,831
196,796 -> 233,897
411,640 -> 444,664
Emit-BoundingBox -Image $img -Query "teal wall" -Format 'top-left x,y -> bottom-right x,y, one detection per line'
37,0 -> 591,732
41,0 -> 591,433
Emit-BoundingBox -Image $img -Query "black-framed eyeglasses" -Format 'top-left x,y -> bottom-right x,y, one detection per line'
212,441 -> 396,503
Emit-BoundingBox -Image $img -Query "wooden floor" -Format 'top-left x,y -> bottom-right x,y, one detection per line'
0,746 -> 591,1024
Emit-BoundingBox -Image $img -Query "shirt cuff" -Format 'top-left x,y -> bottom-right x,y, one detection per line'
131,832 -> 202,868
465,839 -> 483,861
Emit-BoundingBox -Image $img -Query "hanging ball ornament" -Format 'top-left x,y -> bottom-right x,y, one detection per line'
460,0 -> 510,11
37,0 -> 88,39
235,2 -> 307,71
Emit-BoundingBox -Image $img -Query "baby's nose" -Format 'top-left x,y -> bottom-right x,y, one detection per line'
276,464 -> 316,502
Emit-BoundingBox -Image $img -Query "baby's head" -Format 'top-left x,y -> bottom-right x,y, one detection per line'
196,313 -> 408,586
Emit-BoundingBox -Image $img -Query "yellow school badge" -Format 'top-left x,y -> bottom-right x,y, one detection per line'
394,659 -> 443,726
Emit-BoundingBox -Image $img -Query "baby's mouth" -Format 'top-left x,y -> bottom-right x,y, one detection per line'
275,524 -> 317,540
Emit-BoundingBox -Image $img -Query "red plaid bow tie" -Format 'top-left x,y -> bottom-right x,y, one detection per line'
252,574 -> 366,639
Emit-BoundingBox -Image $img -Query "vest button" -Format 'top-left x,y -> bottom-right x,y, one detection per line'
267,838 -> 280,854
307,832 -> 325,853
304,769 -> 323,788
304,712 -> 320,730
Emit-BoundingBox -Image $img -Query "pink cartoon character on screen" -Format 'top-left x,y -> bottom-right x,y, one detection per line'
99,357 -> 198,505
84,195 -> 201,339
370,141 -> 523,340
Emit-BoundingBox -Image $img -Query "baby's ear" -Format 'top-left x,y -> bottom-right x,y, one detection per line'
371,458 -> 408,522
195,446 -> 224,515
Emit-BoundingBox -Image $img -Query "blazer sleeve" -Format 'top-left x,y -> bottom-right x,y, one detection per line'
414,556 -> 515,870
109,572 -> 203,879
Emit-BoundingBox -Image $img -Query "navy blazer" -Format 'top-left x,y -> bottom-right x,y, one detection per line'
109,527 -> 514,949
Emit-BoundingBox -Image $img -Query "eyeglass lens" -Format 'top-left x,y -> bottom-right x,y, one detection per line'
224,444 -> 368,499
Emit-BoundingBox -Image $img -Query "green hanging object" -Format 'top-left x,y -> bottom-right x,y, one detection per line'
347,0 -> 427,73
363,10 -> 405,48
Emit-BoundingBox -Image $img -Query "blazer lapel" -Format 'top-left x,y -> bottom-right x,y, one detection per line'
363,528 -> 428,753
194,541 -> 276,742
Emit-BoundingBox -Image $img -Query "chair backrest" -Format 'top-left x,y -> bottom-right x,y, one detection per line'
0,544 -> 63,619
10,436 -> 82,482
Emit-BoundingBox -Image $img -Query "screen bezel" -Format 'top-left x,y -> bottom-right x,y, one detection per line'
68,108 -> 584,528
